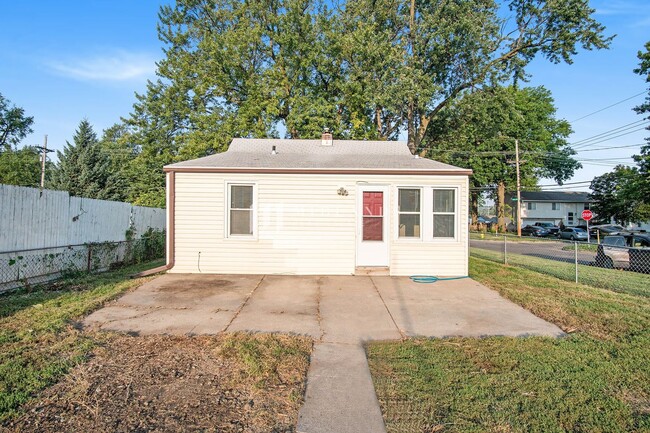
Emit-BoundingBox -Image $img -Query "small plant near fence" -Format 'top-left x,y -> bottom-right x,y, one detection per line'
0,229 -> 165,293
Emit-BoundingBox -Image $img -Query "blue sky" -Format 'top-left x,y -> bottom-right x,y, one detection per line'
1,0 -> 649,190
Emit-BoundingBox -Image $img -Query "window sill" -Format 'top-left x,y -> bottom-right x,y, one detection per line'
224,236 -> 258,241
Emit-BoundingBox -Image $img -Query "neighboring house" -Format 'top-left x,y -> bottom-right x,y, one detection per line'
509,191 -> 593,227
163,134 -> 472,276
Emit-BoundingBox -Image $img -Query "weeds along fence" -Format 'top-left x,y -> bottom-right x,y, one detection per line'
0,231 -> 165,293
470,233 -> 649,297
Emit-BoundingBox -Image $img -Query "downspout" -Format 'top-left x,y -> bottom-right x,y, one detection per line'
166,169 -> 176,270
130,170 -> 175,278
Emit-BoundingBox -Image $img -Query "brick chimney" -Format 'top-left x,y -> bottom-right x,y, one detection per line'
321,128 -> 333,146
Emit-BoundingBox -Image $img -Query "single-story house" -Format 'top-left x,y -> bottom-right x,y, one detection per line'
163,133 -> 472,276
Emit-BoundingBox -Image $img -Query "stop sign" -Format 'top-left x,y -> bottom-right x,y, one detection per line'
582,209 -> 593,221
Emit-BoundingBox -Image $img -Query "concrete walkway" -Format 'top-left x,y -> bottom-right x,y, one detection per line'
84,274 -> 563,433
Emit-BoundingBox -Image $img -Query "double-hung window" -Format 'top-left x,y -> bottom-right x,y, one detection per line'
228,184 -> 254,236
398,189 -> 421,238
432,189 -> 455,238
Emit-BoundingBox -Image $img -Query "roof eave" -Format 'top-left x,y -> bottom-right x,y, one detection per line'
162,166 -> 473,176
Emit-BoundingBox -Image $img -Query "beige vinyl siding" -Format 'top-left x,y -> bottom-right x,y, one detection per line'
172,173 -> 356,274
171,173 -> 468,276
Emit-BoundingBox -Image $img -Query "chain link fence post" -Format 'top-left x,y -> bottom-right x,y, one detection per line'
86,244 -> 93,272
574,241 -> 578,284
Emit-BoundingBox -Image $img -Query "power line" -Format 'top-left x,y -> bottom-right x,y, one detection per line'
571,124 -> 649,150
576,143 -> 644,153
537,180 -> 592,186
569,91 -> 647,123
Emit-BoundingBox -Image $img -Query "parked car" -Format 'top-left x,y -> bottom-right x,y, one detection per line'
559,227 -> 589,241
533,222 -> 560,236
595,233 -> 650,272
591,224 -> 627,237
574,224 -> 598,238
522,225 -> 551,237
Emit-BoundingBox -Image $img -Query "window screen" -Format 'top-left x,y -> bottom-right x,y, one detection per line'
229,185 -> 253,235
433,189 -> 455,238
398,189 -> 420,238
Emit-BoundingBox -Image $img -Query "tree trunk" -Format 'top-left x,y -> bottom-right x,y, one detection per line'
470,191 -> 479,225
497,181 -> 506,232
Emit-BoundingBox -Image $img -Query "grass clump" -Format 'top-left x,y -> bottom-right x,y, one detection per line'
219,333 -> 312,388
368,257 -> 650,433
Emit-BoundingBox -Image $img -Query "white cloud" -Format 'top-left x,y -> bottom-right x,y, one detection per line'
48,50 -> 157,82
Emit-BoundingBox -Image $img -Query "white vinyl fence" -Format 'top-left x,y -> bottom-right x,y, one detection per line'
0,184 -> 165,251
0,184 -> 166,291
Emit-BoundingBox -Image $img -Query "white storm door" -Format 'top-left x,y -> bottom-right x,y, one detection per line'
356,186 -> 389,267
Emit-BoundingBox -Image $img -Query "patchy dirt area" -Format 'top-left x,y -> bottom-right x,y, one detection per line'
3,333 -> 311,433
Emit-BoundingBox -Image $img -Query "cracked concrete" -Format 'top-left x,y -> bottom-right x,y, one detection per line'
83,273 -> 563,433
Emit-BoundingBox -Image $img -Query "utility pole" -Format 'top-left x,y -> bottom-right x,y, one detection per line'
35,135 -> 53,190
515,139 -> 522,237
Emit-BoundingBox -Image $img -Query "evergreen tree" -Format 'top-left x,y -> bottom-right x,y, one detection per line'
49,119 -> 121,201
98,122 -> 140,202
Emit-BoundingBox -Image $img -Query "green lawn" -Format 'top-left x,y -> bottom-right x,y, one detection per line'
470,247 -> 649,298
367,257 -> 650,433
0,261 -> 164,422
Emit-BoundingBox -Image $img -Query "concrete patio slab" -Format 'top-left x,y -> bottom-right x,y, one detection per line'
83,272 -> 564,433
227,275 -> 321,338
97,308 -> 234,335
372,277 -> 564,338
115,273 -> 259,311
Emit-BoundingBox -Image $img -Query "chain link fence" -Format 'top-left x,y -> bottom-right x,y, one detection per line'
0,231 -> 165,293
470,233 -> 650,297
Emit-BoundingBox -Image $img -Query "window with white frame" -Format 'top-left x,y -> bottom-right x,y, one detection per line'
433,189 -> 455,238
398,189 -> 420,238
228,184 -> 254,236
527,202 -> 537,210
552,202 -> 560,210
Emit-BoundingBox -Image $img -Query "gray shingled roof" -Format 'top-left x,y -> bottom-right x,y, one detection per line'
520,191 -> 593,203
165,138 -> 470,172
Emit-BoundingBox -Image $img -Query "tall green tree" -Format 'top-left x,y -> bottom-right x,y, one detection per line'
425,85 -> 577,229
633,41 -> 650,201
334,0 -> 611,152
0,146 -> 44,187
0,93 -> 34,151
125,0 -> 610,204
98,123 -> 141,202
590,165 -> 648,225
49,120 -> 121,201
